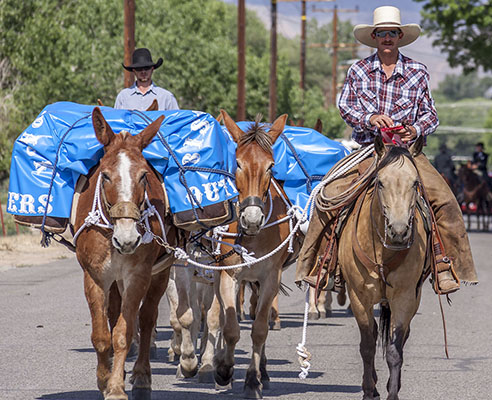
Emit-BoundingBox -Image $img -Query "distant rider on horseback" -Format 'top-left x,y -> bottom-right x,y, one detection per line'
296,6 -> 478,294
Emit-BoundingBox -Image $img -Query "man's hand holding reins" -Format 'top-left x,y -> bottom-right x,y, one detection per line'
370,114 -> 418,143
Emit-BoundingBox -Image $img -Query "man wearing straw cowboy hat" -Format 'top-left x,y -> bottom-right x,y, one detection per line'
296,6 -> 477,294
114,47 -> 179,111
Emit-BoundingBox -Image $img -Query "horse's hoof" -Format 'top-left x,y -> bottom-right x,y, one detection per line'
244,385 -> 263,399
104,391 -> 128,400
167,350 -> 176,363
215,381 -> 233,391
308,312 -> 319,320
270,320 -> 281,331
238,312 -> 247,322
337,292 -> 347,306
325,309 -> 332,318
319,310 -> 326,319
214,367 -> 234,387
131,387 -> 151,400
198,367 -> 215,384
176,364 -> 185,379
346,305 -> 353,316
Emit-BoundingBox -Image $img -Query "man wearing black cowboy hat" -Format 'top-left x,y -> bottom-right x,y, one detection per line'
114,48 -> 179,111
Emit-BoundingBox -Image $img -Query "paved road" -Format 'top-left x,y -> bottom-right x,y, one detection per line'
1,232 -> 491,400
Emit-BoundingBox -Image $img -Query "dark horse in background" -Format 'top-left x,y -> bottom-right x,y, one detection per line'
457,161 -> 491,231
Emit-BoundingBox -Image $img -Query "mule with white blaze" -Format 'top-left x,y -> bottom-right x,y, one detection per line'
74,107 -> 179,400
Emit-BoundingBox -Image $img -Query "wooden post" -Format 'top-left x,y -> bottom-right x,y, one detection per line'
269,0 -> 278,123
123,0 -> 135,88
300,0 -> 306,92
331,5 -> 338,106
237,0 -> 246,120
0,198 -> 6,236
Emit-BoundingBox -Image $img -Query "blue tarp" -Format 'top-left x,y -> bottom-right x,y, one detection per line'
7,102 -> 350,221
230,122 -> 350,212
7,102 -> 238,217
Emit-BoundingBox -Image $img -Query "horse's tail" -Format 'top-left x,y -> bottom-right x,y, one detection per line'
379,301 -> 391,358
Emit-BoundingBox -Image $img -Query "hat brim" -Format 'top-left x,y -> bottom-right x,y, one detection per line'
123,57 -> 163,72
353,23 -> 421,48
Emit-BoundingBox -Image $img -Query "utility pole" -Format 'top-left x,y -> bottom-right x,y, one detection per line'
269,0 -> 277,122
311,5 -> 358,105
237,0 -> 246,120
123,0 -> 135,88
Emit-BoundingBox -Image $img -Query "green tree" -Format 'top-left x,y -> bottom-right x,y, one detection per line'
434,72 -> 492,101
415,0 -> 492,72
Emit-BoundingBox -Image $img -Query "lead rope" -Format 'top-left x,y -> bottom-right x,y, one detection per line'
296,289 -> 312,379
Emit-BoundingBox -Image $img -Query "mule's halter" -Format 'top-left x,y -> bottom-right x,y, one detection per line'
100,177 -> 142,221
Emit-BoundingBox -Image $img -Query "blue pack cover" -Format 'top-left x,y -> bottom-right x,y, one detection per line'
7,102 -> 349,222
7,102 -> 238,218
229,122 -> 350,212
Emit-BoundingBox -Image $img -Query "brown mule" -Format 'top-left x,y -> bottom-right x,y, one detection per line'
74,107 -> 178,400
210,110 -> 302,398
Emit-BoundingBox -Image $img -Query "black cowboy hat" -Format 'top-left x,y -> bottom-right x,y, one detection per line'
122,48 -> 163,71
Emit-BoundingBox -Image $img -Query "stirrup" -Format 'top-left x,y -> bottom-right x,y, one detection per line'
434,257 -> 460,295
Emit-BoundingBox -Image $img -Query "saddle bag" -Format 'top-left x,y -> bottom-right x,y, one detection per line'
172,199 -> 237,231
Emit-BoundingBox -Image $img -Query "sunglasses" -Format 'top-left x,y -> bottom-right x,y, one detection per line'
134,66 -> 152,72
374,30 -> 400,38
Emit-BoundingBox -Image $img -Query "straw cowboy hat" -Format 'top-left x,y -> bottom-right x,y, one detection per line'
123,48 -> 163,71
353,6 -> 421,48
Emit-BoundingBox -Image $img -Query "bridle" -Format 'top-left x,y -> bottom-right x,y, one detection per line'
371,175 -> 420,251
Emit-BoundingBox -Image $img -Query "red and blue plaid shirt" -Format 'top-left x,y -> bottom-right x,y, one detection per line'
338,52 -> 439,146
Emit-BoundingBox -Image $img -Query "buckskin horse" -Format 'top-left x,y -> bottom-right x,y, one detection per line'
73,107 -> 179,400
328,136 -> 428,400
208,110 -> 301,398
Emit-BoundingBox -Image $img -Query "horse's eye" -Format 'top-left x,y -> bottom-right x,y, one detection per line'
101,172 -> 111,183
236,162 -> 242,170
267,163 -> 274,172
413,180 -> 420,189
139,172 -> 148,185
377,180 -> 384,189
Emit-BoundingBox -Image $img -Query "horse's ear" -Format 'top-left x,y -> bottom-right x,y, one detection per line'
97,99 -> 104,106
269,114 -> 288,144
216,112 -> 223,123
220,109 -> 243,143
314,118 -> 323,134
146,99 -> 158,111
92,107 -> 115,147
374,134 -> 385,158
135,115 -> 165,150
409,135 -> 424,157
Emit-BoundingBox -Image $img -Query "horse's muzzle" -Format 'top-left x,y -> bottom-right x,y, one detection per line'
239,196 -> 265,235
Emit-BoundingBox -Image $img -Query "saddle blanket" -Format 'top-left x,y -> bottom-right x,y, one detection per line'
7,102 -> 349,221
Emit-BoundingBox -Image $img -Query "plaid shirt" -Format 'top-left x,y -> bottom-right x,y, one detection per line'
338,52 -> 439,146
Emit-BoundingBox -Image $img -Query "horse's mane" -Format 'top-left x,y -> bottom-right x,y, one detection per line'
376,146 -> 413,172
240,114 -> 273,154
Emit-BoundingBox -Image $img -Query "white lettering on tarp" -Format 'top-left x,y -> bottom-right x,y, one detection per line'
7,192 -> 19,213
185,186 -> 203,206
38,194 -> 53,214
226,177 -> 238,194
32,161 -> 53,177
182,153 -> 200,165
26,146 -> 37,157
183,137 -> 204,148
32,115 -> 44,128
7,192 -> 54,215
217,177 -> 238,197
202,182 -> 220,202
191,119 -> 212,135
19,194 -> 36,214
